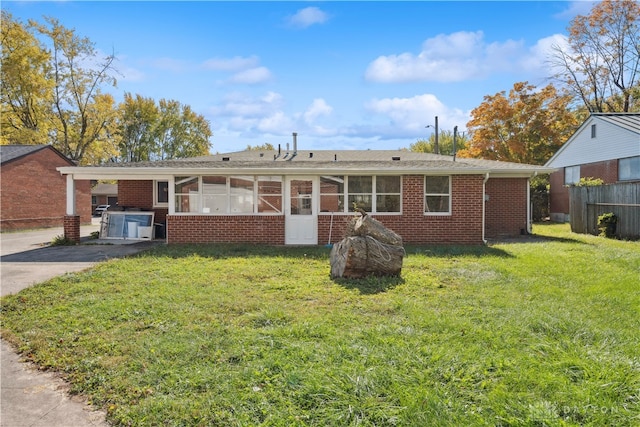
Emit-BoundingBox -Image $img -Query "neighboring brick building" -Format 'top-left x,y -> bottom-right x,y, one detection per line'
91,182 -> 118,212
57,141 -> 553,245
0,145 -> 91,231
545,113 -> 640,222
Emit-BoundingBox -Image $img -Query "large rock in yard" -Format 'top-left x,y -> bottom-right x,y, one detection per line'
330,213 -> 405,279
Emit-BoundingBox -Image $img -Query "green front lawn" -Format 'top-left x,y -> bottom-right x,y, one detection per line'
1,223 -> 639,426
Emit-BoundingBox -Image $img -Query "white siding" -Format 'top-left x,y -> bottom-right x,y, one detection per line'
546,117 -> 640,168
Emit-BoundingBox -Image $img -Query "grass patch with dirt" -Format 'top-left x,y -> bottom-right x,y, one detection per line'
1,223 -> 639,426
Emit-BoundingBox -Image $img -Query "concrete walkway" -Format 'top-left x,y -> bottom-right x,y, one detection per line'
1,221 -> 160,427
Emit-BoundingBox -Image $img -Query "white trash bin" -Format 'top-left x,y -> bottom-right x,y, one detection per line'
138,226 -> 153,239
127,222 -> 138,239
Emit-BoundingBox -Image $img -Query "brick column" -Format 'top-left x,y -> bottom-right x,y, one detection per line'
64,215 -> 81,244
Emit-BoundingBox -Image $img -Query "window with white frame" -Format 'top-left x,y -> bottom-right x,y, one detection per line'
320,176 -> 344,213
564,166 -> 581,185
348,176 -> 373,212
319,175 -> 401,213
257,176 -> 283,213
175,176 -> 283,214
619,156 -> 640,181
175,176 -> 199,213
202,176 -> 227,213
154,180 -> 169,207
424,176 -> 451,214
376,176 -> 401,212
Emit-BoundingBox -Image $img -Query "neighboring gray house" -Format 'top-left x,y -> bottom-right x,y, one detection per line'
545,113 -> 640,222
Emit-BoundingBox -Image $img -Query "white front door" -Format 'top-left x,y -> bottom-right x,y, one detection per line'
285,177 -> 318,245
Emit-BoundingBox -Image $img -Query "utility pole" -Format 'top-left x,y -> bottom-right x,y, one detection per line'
426,116 -> 440,154
434,116 -> 439,155
453,126 -> 458,161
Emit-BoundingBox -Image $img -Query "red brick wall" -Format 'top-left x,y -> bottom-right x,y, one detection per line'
125,175 -> 526,245
581,159 -> 618,183
485,178 -> 529,238
117,180 -> 154,209
0,147 -> 91,231
118,180 -> 167,225
549,170 -> 569,221
167,215 -> 285,244
319,175 -> 485,245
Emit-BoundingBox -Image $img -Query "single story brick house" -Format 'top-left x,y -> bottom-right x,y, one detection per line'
0,144 -> 91,231
545,113 -> 640,222
57,140 -> 554,245
91,182 -> 118,212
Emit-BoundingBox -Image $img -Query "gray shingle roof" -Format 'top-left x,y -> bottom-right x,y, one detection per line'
94,150 -> 551,173
0,145 -> 48,164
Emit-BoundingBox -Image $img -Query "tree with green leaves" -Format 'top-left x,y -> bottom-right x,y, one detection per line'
245,143 -> 275,151
116,93 -> 159,162
550,0 -> 640,112
113,95 -> 212,162
33,16 -> 119,163
410,130 -> 469,156
0,11 -> 52,145
152,99 -> 212,160
458,82 -> 579,165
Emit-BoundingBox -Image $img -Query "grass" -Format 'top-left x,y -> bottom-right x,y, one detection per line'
1,223 -> 639,426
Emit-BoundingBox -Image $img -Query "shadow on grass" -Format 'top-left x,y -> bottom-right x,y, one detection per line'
141,242 -> 519,262
140,243 -> 333,261
332,275 -> 405,295
404,244 -> 514,259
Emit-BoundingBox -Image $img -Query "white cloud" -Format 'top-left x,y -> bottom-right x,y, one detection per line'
287,7 -> 329,29
365,31 -> 531,83
365,93 -> 469,137
202,55 -> 259,71
228,66 -> 273,84
211,91 -> 283,118
520,34 -> 568,78
257,111 -> 295,134
303,98 -> 333,124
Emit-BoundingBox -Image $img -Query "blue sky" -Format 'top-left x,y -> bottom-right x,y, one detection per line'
5,1 -> 596,153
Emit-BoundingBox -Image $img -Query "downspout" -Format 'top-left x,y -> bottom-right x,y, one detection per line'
527,172 -> 537,234
482,173 -> 489,244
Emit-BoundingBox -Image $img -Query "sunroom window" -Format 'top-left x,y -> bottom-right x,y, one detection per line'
175,176 -> 283,214
320,175 -> 400,214
348,176 -> 373,212
175,176 -> 199,213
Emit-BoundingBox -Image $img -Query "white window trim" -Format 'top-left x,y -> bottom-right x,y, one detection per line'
172,175 -> 284,215
153,180 -> 169,208
424,175 -> 452,216
318,175 -> 402,215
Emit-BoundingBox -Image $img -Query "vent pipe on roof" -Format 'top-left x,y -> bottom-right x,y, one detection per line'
292,132 -> 298,155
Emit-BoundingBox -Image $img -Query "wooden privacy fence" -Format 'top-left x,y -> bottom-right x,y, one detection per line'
569,182 -> 640,240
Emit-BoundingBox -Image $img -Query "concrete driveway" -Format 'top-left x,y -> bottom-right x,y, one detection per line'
1,222 -> 162,427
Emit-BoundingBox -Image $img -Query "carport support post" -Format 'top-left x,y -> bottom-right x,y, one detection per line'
64,174 -> 81,243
